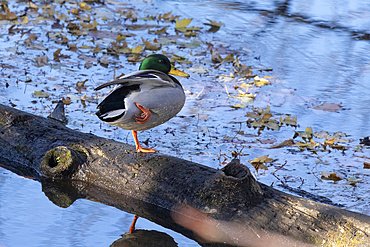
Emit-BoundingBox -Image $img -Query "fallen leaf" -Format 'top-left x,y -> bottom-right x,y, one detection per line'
142,38 -> 161,51
71,8 -> 80,15
293,140 -> 319,150
204,19 -> 224,32
293,127 -> 313,141
233,57 -> 252,78
280,115 -> 297,127
62,97 -> 71,105
204,19 -> 224,28
249,155 -> 275,171
80,20 -> 98,30
321,172 -> 343,182
76,79 -> 88,92
211,49 -> 222,63
230,104 -> 247,109
175,18 -> 192,30
33,55 -> 49,67
53,48 -> 70,62
33,90 -> 50,98
313,102 -> 344,112
0,5 -> 17,20
105,0 -> 130,5
27,2 -> 39,9
251,76 -> 271,87
264,120 -> 280,131
80,2 -> 91,11
148,27 -> 167,35
125,24 -> 160,31
131,45 -> 143,54
269,139 -> 295,149
158,11 -> 179,22
187,65 -> 209,74
347,177 -> 362,186
364,162 -> 370,169
214,54 -> 234,69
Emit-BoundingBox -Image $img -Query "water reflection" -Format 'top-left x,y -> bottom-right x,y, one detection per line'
111,230 -> 178,247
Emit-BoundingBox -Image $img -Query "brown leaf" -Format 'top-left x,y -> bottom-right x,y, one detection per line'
211,49 -> 222,63
33,55 -> 49,67
313,102 -> 344,112
62,97 -> 71,105
53,49 -> 70,62
269,139 -> 295,149
364,162 -> 370,169
142,38 -> 162,51
0,5 -> 17,20
125,24 -> 161,31
148,27 -> 168,35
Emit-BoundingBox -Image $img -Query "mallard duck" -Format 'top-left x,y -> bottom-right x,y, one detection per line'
95,54 -> 189,153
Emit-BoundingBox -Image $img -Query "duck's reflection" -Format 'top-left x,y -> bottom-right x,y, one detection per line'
111,230 -> 178,247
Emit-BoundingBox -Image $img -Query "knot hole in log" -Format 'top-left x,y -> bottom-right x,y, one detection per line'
41,145 -> 87,178
197,159 -> 264,211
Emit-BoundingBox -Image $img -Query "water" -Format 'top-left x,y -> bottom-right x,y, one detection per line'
0,0 -> 370,246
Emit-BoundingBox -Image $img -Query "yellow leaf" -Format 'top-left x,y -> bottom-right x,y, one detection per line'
325,139 -> 336,145
161,11 -> 172,20
22,16 -> 29,24
27,2 -> 39,9
142,39 -> 161,51
33,90 -> 50,98
131,45 -> 143,54
250,155 -> 274,164
80,20 -> 98,29
223,54 -> 234,63
239,82 -> 253,88
252,76 -> 271,87
176,18 -> 192,29
79,45 -> 92,49
116,34 -> 126,43
71,8 -> 80,15
232,104 -> 247,109
80,2 -> 91,11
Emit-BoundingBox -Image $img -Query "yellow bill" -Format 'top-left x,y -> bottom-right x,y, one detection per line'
169,66 -> 190,77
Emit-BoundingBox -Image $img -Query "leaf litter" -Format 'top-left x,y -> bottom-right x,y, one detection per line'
0,0 -> 368,220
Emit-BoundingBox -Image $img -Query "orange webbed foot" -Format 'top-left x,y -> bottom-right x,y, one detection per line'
136,146 -> 157,153
131,130 -> 157,153
134,103 -> 151,124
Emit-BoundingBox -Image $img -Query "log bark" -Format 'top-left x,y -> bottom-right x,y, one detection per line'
0,103 -> 369,246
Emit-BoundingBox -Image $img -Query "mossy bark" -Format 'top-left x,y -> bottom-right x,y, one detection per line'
0,103 -> 369,246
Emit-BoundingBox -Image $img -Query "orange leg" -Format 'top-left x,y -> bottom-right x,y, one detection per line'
132,130 -> 157,153
134,103 -> 151,124
129,215 -> 139,233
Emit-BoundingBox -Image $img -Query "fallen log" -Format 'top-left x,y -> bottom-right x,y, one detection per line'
0,103 -> 369,246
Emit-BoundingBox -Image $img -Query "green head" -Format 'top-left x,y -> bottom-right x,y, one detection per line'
139,54 -> 171,74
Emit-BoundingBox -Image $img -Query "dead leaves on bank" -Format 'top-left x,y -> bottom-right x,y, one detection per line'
244,106 -> 350,154
3,2 -> 224,70
246,106 -> 297,134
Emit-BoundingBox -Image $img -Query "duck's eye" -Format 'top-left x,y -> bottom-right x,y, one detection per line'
158,59 -> 164,64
